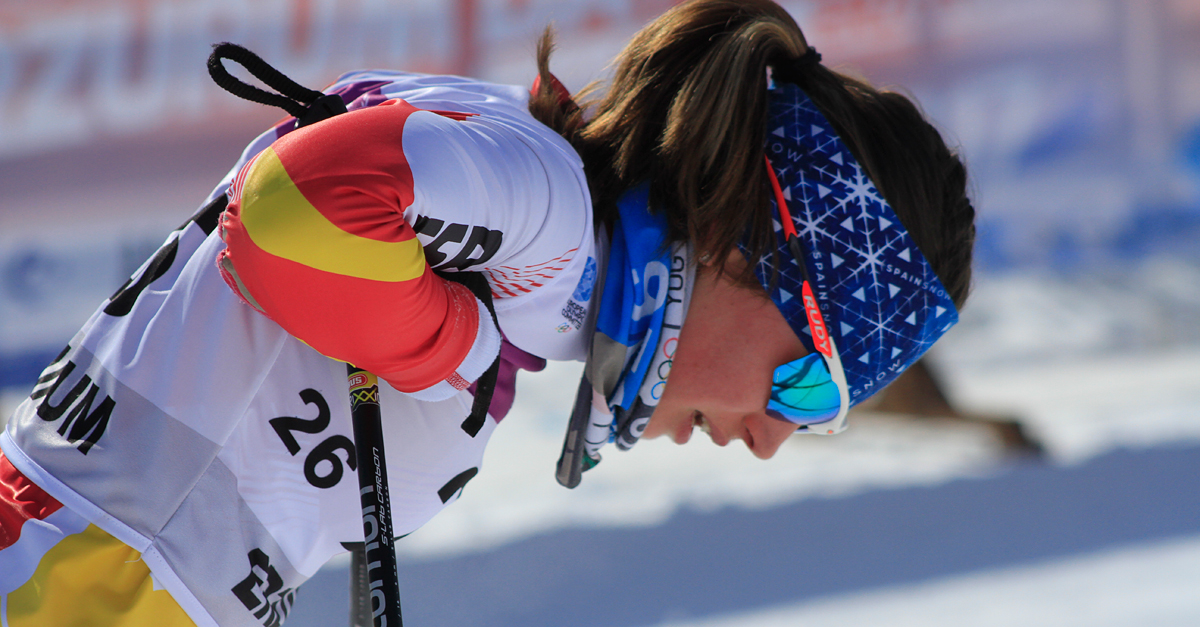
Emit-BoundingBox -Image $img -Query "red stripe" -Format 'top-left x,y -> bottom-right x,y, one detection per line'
485,274 -> 525,291
491,283 -> 517,297
491,270 -> 519,281
228,151 -> 262,202
508,250 -> 578,270
446,372 -> 470,390
498,258 -> 577,273
765,155 -> 798,239
496,266 -> 565,277
495,277 -> 546,288
490,247 -> 578,277
487,274 -> 547,292
271,99 -> 422,244
428,109 -> 477,122
484,272 -> 518,298
221,227 -> 479,392
0,451 -> 63,551
489,270 -> 563,285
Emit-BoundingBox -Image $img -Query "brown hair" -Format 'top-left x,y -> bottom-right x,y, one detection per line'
529,0 -> 975,308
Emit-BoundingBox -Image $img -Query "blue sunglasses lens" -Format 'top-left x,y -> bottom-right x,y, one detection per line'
767,353 -> 841,424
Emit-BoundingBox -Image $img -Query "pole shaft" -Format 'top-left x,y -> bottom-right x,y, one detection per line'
348,366 -> 403,627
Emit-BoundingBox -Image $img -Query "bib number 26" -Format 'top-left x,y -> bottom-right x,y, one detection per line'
269,388 -> 357,489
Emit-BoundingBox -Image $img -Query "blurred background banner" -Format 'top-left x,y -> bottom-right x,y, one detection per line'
3,0 -> 1200,391
2,1 -> 1200,625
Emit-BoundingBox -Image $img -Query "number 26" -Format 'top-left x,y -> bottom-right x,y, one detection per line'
269,388 -> 357,489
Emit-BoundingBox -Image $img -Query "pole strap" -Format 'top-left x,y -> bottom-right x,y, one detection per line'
207,41 -> 347,128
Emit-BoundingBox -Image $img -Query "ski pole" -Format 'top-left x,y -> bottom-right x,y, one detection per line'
347,366 -> 403,627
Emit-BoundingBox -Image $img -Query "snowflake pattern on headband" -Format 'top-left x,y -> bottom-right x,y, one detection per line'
755,82 -> 959,405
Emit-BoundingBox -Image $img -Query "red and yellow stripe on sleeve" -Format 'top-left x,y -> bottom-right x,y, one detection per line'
218,99 -> 480,393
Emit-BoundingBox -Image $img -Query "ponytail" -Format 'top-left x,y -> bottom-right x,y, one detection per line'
528,28 -> 586,142
529,0 -> 975,308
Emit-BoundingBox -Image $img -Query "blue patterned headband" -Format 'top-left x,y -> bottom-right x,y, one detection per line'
749,81 -> 959,406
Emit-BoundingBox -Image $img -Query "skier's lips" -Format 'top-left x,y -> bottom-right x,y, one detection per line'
672,415 -> 693,445
673,412 -> 730,446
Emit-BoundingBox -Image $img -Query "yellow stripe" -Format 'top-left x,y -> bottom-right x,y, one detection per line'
240,147 -> 426,282
7,524 -> 196,627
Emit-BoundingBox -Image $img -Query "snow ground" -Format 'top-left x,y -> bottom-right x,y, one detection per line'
285,419 -> 1200,627
653,534 -> 1200,627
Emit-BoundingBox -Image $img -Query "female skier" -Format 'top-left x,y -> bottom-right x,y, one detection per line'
0,0 -> 973,625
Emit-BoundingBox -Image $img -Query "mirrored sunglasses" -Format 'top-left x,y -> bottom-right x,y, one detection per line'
763,156 -> 851,432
